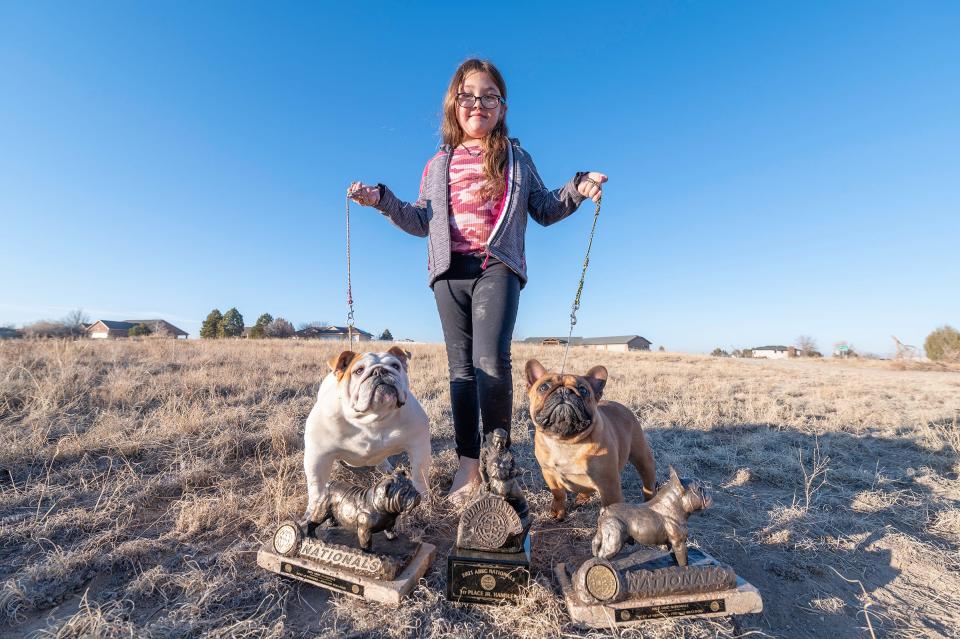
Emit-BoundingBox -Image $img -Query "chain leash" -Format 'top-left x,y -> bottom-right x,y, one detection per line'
559,194 -> 602,375
345,194 -> 356,350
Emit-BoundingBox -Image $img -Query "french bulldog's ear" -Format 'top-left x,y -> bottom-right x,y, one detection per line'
584,365 -> 608,400
328,350 -> 357,380
525,359 -> 547,388
386,346 -> 411,370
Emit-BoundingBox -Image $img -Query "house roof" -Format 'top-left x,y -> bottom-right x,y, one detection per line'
124,320 -> 188,336
95,320 -> 136,330
579,335 -> 651,345
86,319 -> 188,336
752,345 -> 791,351
522,335 -> 651,345
295,325 -> 373,338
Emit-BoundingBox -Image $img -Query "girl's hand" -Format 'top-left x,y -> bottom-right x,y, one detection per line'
578,172 -> 607,203
347,181 -> 380,207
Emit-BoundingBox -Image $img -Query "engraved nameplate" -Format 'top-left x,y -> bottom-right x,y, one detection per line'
282,561 -> 365,597
615,598 -> 726,622
447,561 -> 528,604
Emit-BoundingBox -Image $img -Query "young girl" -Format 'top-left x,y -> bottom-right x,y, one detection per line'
348,58 -> 606,502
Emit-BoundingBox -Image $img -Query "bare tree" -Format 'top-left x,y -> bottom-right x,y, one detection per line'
297,320 -> 331,331
796,335 -> 818,357
266,318 -> 295,338
892,335 -> 918,360
62,309 -> 90,337
796,437 -> 830,512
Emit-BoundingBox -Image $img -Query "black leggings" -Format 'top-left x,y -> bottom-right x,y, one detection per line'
433,253 -> 521,459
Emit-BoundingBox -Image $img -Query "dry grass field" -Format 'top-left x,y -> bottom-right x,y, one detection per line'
1,339 -> 959,638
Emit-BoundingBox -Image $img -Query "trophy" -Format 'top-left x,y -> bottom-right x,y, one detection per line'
446,429 -> 532,604
555,468 -> 763,625
258,468 -> 435,606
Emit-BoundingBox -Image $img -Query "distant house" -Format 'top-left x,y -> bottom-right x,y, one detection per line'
86,319 -> 189,339
522,335 -> 652,352
294,325 -> 373,341
751,345 -> 797,359
0,327 -> 22,340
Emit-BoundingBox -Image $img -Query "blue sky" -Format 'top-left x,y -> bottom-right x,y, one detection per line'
2,2 -> 957,354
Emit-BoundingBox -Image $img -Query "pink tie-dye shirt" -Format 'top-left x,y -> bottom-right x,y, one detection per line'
447,146 -> 502,254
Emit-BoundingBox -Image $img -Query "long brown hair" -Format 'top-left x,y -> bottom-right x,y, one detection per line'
441,59 -> 510,202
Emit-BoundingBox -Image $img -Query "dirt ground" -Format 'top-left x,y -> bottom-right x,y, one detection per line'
1,339 -> 958,638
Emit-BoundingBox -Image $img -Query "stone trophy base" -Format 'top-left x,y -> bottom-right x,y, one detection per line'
555,547 -> 762,627
258,522 -> 435,607
446,536 -> 531,605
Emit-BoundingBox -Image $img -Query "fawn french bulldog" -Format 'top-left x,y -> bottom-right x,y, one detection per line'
525,359 -> 656,520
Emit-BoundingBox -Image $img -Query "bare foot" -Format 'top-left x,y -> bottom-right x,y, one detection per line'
446,457 -> 480,505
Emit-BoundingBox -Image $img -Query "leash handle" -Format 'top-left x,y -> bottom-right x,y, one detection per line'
560,194 -> 602,375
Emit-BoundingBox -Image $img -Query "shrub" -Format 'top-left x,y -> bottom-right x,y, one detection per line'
711,348 -> 729,357
925,325 -> 960,362
128,323 -> 152,337
21,321 -> 72,339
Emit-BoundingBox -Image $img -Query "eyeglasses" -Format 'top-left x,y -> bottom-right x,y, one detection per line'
456,93 -> 505,109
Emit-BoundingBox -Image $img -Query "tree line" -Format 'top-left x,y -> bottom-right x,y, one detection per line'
198,308 -> 395,341
199,309 -> 296,339
709,328 -> 960,361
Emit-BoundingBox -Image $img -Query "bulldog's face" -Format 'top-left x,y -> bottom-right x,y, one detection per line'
372,469 -> 422,515
665,466 -> 713,515
329,347 -> 412,417
679,477 -> 713,514
525,359 -> 608,439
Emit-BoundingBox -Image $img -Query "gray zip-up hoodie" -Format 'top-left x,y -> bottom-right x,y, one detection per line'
374,138 -> 588,288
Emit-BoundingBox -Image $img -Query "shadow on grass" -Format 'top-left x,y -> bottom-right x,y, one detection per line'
577,422 -> 959,638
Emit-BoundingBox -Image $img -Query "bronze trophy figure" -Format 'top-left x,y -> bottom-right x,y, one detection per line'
592,466 -> 710,566
258,467 -> 436,606
310,470 -> 422,550
555,467 -> 763,626
479,430 -> 531,526
447,428 -> 532,604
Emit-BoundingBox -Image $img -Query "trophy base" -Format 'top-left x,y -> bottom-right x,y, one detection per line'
446,536 -> 531,605
258,526 -> 435,607
555,547 -> 762,627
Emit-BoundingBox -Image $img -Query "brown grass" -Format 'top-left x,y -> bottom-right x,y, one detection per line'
1,339 -> 959,638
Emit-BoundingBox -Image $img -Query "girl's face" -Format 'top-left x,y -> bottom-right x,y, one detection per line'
456,70 -> 506,142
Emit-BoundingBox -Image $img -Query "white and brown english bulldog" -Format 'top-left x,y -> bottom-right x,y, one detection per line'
303,347 -> 432,524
